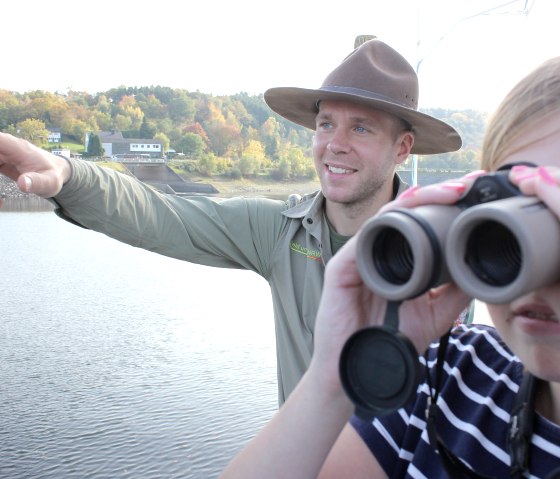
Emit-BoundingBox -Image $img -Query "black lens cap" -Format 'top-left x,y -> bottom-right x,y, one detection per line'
339,326 -> 421,420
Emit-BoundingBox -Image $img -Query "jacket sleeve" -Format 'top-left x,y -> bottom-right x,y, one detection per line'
53,159 -> 288,276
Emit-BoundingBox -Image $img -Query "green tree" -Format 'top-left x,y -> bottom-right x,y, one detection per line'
198,152 -> 223,175
176,132 -> 207,159
139,117 -> 156,138
271,156 -> 291,180
168,92 -> 196,123
87,134 -> 104,157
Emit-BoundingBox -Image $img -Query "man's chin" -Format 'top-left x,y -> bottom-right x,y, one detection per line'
323,192 -> 355,205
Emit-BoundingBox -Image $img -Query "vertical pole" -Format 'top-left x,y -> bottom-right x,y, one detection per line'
412,1 -> 421,187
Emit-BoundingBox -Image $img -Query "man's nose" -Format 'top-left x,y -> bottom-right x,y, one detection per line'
327,130 -> 351,154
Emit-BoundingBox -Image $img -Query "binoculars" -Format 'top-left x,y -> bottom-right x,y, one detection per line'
339,168 -> 560,421
356,169 -> 560,303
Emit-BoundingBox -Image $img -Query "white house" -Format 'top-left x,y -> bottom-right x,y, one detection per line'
48,128 -> 62,143
51,148 -> 71,158
86,130 -> 163,159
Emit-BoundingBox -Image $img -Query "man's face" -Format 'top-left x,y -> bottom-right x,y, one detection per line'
313,100 -> 411,207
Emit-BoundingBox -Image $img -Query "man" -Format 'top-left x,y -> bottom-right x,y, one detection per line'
0,39 -> 461,404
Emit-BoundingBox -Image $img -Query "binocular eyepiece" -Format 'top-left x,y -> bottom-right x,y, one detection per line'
357,170 -> 560,303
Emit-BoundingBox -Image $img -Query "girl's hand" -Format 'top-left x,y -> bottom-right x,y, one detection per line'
509,165 -> 560,219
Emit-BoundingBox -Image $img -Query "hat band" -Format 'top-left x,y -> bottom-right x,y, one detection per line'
317,86 -> 416,110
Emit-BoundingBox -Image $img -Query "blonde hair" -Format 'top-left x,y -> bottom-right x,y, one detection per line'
481,57 -> 560,171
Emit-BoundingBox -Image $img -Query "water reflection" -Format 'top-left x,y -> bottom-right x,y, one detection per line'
2,213 -> 277,478
1,196 -> 54,212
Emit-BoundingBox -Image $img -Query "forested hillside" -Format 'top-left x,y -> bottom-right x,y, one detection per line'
0,87 -> 488,180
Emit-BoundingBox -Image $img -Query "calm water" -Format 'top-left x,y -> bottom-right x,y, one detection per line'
1,209 -> 277,478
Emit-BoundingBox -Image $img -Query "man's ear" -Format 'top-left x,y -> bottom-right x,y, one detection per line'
396,131 -> 415,165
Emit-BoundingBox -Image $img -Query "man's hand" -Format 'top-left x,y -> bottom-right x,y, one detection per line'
0,132 -> 71,198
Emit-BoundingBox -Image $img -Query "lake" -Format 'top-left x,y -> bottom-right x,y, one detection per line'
1,208 -> 278,478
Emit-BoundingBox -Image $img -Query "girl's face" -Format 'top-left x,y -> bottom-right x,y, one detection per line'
488,113 -> 560,383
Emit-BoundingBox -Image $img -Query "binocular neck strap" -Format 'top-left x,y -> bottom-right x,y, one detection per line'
508,370 -> 537,478
383,301 -> 402,332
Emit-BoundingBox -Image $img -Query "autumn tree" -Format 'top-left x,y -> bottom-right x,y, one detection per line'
0,90 -> 20,130
136,94 -> 166,119
154,132 -> 170,155
182,122 -> 210,146
29,93 -> 69,126
0,87 -> 487,178
114,114 -> 132,132
117,95 -> 144,130
273,144 -> 316,180
61,116 -> 93,143
238,139 -> 266,176
260,117 -> 282,159
198,152 -> 228,176
206,122 -> 243,157
16,118 -> 49,145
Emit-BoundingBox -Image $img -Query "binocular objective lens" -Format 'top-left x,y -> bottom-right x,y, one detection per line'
465,221 -> 521,286
373,228 -> 413,285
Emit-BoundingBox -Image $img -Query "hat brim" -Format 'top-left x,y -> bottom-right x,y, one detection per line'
264,87 -> 462,155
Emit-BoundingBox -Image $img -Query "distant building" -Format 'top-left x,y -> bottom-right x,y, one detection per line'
52,148 -> 71,157
48,128 -> 62,143
85,130 -> 163,159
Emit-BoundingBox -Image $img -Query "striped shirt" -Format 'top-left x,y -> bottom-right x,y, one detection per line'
351,324 -> 560,478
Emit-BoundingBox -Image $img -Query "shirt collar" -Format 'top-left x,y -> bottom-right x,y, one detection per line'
282,190 -> 323,220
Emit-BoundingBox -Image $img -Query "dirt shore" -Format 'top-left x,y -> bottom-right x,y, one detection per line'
202,176 -> 320,198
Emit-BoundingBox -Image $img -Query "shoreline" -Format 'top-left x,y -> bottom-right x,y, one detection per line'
201,176 -> 320,197
0,173 -> 320,200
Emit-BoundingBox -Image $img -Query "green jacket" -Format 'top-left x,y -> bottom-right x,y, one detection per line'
53,159 -> 407,403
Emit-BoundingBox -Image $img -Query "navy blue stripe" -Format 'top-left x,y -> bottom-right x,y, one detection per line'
351,324 -> 560,478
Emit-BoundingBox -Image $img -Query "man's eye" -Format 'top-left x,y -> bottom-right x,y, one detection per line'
318,121 -> 333,129
355,126 -> 367,133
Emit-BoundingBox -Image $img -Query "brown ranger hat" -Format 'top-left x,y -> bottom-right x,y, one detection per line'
264,39 -> 461,155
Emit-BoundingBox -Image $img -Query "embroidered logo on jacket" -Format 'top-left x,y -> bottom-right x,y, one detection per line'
290,242 -> 322,261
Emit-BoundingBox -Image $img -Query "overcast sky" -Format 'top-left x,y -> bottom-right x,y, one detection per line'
3,0 -> 557,112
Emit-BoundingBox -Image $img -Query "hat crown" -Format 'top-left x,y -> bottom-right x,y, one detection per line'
321,40 -> 419,110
